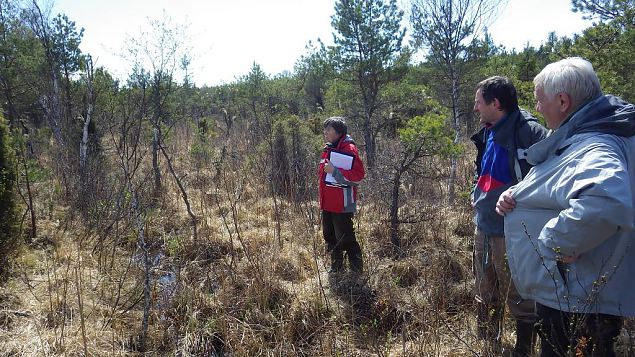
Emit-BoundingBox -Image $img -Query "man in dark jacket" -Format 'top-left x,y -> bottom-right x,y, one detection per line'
471,76 -> 548,355
318,117 -> 366,273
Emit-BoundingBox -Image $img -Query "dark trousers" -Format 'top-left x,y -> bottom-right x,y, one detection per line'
322,211 -> 362,271
537,303 -> 623,357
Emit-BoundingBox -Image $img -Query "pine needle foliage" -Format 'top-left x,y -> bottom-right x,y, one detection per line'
0,115 -> 20,274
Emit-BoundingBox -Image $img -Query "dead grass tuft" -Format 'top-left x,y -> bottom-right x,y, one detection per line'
274,256 -> 304,282
390,260 -> 421,288
287,294 -> 333,348
182,235 -> 240,263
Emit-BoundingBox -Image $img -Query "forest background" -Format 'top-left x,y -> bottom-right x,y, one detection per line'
0,0 -> 634,355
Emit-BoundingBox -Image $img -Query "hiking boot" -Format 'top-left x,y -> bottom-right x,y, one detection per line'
330,249 -> 344,273
513,320 -> 536,357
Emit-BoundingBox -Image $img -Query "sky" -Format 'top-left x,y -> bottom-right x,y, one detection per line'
49,0 -> 593,87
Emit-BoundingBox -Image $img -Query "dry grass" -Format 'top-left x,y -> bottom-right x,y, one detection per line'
0,133 -> 493,356
3,128 -> 633,357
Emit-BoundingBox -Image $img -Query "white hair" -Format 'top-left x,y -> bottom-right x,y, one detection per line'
533,57 -> 602,107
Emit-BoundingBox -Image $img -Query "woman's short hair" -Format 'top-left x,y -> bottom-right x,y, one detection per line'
323,116 -> 347,136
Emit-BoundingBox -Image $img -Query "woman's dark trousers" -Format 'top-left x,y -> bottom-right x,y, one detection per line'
322,211 -> 363,273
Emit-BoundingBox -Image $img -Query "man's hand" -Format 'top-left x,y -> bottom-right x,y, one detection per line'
496,188 -> 516,216
324,159 -> 335,174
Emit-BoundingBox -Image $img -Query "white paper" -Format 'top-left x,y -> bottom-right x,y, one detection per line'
325,151 -> 354,184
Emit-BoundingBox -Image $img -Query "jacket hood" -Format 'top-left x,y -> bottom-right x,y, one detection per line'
525,95 -> 634,165
570,94 -> 635,138
341,134 -> 355,145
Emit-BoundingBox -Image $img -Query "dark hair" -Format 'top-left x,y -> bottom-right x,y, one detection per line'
476,76 -> 519,112
323,116 -> 347,136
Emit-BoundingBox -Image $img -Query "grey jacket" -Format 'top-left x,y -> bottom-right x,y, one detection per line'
471,109 -> 548,236
505,95 -> 635,316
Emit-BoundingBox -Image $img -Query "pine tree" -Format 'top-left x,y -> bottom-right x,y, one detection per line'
331,0 -> 407,168
0,115 -> 20,274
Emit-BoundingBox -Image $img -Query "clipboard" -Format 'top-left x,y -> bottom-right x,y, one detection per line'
325,150 -> 354,184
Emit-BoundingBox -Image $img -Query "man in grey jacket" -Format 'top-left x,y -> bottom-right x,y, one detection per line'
497,57 -> 635,356
471,76 -> 547,355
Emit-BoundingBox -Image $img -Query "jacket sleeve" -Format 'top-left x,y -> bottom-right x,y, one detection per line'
539,143 -> 634,257
318,149 -> 328,182
331,145 -> 365,185
471,130 -> 485,184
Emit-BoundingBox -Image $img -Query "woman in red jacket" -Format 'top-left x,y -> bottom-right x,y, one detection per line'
318,117 -> 366,273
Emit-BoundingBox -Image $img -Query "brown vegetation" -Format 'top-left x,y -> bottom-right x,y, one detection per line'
2,120 -> 634,356
0,121 -> 491,356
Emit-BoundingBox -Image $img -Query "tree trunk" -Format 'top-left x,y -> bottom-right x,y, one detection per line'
159,143 -> 198,241
32,3 -> 68,194
152,127 -> 161,198
139,222 -> 150,352
79,60 -> 94,170
20,146 -> 37,241
363,114 -> 375,169
63,67 -> 73,127
390,169 -> 401,248
125,174 -> 150,351
448,74 -> 460,204
49,70 -> 64,149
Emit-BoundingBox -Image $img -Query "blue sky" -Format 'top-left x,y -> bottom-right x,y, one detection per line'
50,0 -> 592,86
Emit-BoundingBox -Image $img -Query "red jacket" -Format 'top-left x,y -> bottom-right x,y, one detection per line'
318,135 -> 365,213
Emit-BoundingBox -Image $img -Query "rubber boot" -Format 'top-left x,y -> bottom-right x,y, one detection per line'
513,320 -> 536,357
348,251 -> 363,274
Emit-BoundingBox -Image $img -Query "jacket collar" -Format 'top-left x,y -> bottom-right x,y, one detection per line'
326,134 -> 355,151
